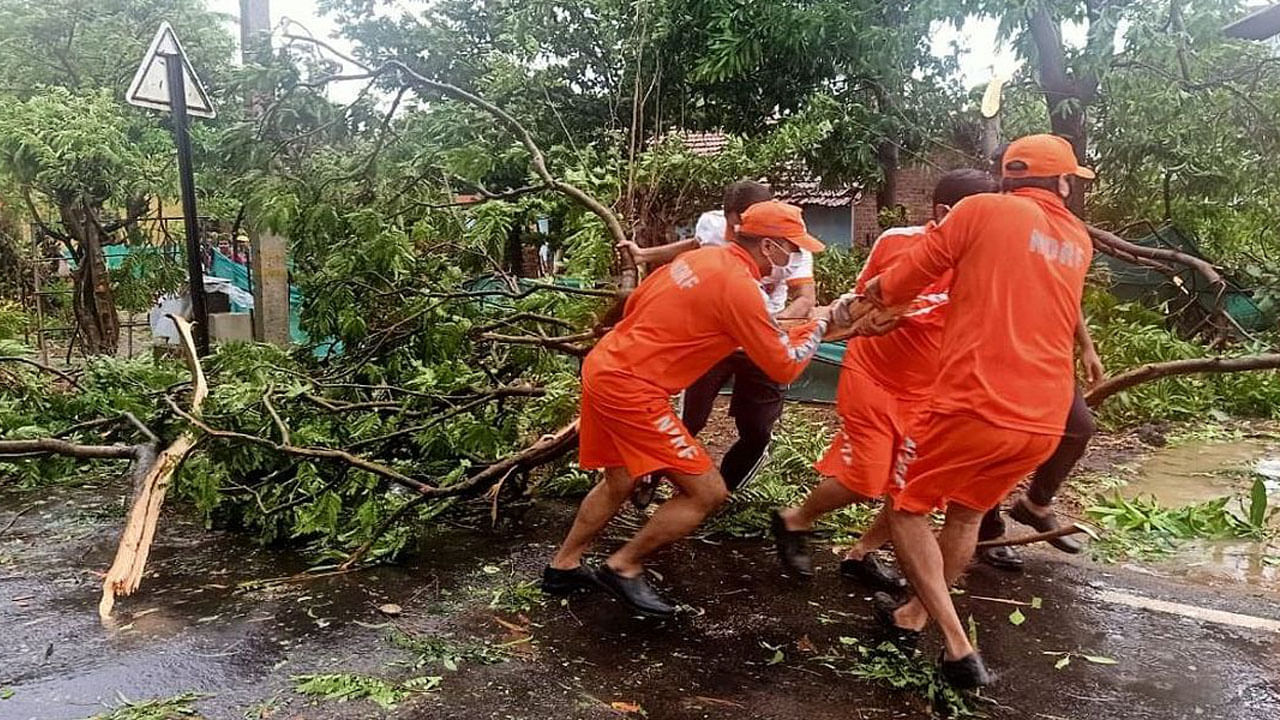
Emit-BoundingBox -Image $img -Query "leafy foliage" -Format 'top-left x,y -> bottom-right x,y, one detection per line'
79,692 -> 206,720
1086,483 -> 1274,562
1085,288 -> 1280,427
292,673 -> 440,710
817,640 -> 977,717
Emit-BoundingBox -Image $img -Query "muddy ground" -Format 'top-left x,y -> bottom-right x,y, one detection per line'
3,415 -> 1280,720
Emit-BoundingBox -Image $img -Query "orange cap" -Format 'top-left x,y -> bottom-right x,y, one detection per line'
737,201 -> 825,253
1001,134 -> 1095,180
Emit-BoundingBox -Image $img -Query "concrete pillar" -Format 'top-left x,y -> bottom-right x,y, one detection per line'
240,0 -> 290,345
251,231 -> 291,345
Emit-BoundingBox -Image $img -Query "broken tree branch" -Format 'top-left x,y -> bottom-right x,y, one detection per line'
1087,353 -> 1280,408
280,32 -> 637,290
0,356 -> 84,389
99,314 -> 209,620
1087,224 -> 1226,296
0,438 -> 138,460
339,420 -> 579,569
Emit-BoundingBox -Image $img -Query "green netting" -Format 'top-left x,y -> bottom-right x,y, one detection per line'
784,341 -> 844,403
1097,224 -> 1272,331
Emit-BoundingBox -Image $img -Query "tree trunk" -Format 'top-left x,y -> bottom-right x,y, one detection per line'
505,215 -> 525,277
59,203 -> 119,355
875,140 -> 899,219
1026,5 -> 1101,216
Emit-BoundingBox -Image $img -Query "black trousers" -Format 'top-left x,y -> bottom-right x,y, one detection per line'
682,351 -> 784,491
978,386 -> 1097,541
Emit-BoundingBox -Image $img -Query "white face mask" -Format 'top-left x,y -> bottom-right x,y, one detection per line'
764,240 -> 794,275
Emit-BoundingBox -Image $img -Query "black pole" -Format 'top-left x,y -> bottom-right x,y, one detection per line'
163,51 -> 210,356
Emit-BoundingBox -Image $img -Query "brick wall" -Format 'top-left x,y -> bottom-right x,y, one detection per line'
850,153 -> 974,247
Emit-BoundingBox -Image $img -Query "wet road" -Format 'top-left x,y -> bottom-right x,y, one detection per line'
1,481 -> 1278,719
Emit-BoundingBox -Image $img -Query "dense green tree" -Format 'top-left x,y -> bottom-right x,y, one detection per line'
0,0 -> 235,354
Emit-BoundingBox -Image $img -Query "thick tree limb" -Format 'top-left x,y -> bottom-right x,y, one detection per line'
477,330 -> 596,357
99,315 -> 208,620
0,438 -> 137,460
1087,224 -> 1225,293
1086,354 -> 1280,407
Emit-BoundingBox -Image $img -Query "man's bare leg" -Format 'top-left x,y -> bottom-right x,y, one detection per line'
778,476 -> 864,531
550,466 -> 634,570
888,506 -> 977,660
845,504 -> 892,560
607,468 -> 730,576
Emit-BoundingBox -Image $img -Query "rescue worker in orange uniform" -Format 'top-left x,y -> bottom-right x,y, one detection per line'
770,169 -> 997,584
842,135 -> 1095,687
543,201 -> 829,617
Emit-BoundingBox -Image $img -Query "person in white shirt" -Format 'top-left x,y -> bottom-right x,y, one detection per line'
618,181 -> 817,495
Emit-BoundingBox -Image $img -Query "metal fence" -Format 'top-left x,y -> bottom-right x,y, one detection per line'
18,216 -> 224,364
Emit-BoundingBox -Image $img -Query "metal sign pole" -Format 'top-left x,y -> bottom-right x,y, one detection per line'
162,51 -> 210,356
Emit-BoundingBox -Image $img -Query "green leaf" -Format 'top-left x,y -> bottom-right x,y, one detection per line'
442,657 -> 458,672
1008,609 -> 1026,626
1030,596 -> 1043,610
1249,476 -> 1268,530
1082,655 -> 1118,665
1055,655 -> 1071,670
768,649 -> 785,665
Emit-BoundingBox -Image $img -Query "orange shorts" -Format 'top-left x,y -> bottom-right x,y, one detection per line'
578,373 -> 713,479
814,367 -> 922,498
890,412 -> 1059,514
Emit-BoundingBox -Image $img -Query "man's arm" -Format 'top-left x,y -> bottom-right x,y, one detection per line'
776,250 -> 817,319
775,281 -> 816,320
618,238 -> 699,270
1076,307 -> 1105,389
721,278 -> 830,385
873,203 -> 977,307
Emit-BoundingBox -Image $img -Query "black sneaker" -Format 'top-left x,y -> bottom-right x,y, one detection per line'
541,565 -> 598,595
840,552 -> 907,590
593,565 -> 675,618
631,474 -> 659,511
939,651 -> 992,689
1009,500 -> 1082,554
977,545 -> 1024,572
770,510 -> 813,577
871,591 -> 921,649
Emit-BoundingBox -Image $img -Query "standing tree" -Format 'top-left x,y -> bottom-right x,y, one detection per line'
0,0 -> 233,354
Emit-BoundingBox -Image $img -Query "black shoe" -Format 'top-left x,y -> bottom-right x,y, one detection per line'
770,511 -> 813,577
840,552 -> 907,590
939,652 -> 992,689
540,565 -> 598,595
871,591 -> 921,649
631,474 -> 659,511
593,565 -> 675,618
978,545 -> 1024,572
1009,500 -> 1082,554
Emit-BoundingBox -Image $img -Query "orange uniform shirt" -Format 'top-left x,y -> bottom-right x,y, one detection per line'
584,243 -> 828,398
845,225 -> 952,403
876,187 -> 1091,435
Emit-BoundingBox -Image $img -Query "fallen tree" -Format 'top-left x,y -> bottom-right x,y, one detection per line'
1086,353 -> 1280,408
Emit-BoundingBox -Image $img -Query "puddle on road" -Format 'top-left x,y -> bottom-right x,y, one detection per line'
1111,434 -> 1280,593
1121,436 -> 1279,508
1168,538 -> 1280,592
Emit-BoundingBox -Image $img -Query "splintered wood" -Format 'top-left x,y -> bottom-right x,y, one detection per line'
98,315 -> 208,620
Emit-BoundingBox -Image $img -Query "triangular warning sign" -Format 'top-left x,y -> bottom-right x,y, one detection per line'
126,22 -> 216,118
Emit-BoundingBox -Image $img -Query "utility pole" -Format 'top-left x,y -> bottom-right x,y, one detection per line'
241,0 -> 291,346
